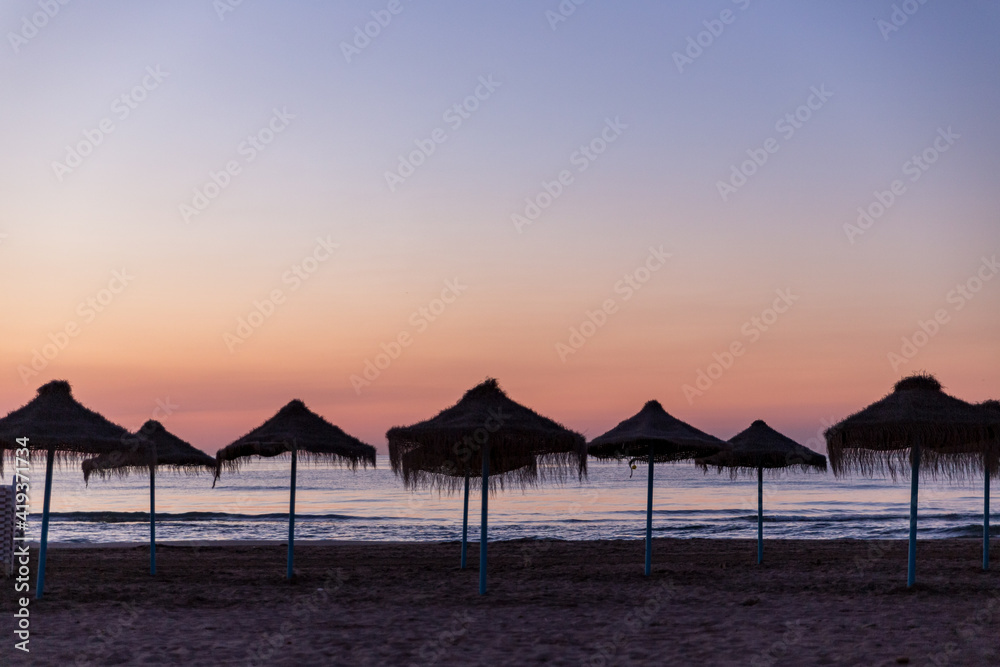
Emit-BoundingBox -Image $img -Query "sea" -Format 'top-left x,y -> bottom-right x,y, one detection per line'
11,456 -> 997,544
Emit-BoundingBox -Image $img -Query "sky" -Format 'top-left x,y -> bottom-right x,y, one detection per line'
1,0 -> 998,454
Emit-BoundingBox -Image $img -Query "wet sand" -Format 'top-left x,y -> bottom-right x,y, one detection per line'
2,538 -> 998,666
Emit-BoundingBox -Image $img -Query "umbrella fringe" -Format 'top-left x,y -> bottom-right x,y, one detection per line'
396,451 -> 585,495
697,461 -> 828,480
695,452 -> 827,475
83,462 -> 216,485
399,466 -> 535,495
830,446 -> 1000,481
592,443 -> 720,463
217,445 -> 376,467
827,424 -> 998,458
1,449 -> 110,482
15,449 -> 95,466
213,447 -> 376,484
389,434 -> 586,489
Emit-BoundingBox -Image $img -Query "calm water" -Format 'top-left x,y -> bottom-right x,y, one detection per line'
11,456 -> 996,544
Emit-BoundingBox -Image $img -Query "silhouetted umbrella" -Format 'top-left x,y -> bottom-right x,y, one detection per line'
0,380 -> 131,598
825,374 -> 999,587
697,419 -> 827,563
588,400 -> 725,576
977,400 -> 1000,570
82,420 -> 216,574
387,378 -> 586,594
215,400 -> 376,578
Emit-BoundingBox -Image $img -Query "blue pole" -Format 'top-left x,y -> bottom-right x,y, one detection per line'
149,465 -> 156,575
479,444 -> 489,595
461,472 -> 470,570
36,448 -> 55,600
907,442 -> 920,588
757,466 -> 764,565
985,464 -> 991,571
287,446 -> 297,580
645,444 -> 654,577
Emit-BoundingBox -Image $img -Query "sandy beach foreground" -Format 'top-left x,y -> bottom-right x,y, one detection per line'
3,539 -> 998,666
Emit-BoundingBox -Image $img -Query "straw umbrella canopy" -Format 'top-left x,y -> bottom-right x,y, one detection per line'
825,373 -> 1000,587
697,419 -> 827,563
214,399 -> 376,579
588,400 -> 725,576
82,420 -> 216,482
974,400 -> 1000,476
82,420 -> 216,575
387,378 -> 587,595
0,380 -> 132,599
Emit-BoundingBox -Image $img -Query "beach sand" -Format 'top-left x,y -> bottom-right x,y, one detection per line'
3,538 -> 998,666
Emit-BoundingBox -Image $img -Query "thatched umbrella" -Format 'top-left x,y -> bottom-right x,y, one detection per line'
215,399 -> 376,579
977,400 -> 1000,570
697,419 -> 827,563
0,380 -> 132,599
588,400 -> 725,576
81,420 -> 216,574
825,374 -> 1000,587
387,378 -> 586,595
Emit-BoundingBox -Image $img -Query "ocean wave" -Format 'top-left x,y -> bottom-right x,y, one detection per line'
41,511 -> 363,522
735,512 -> 994,524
